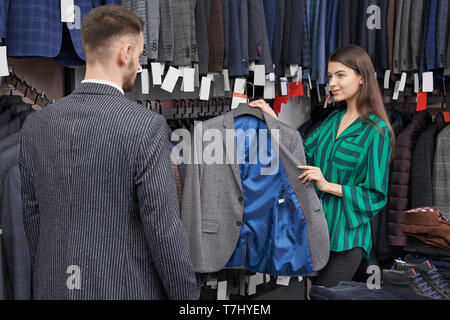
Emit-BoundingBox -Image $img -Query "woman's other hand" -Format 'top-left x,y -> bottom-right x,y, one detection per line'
298,165 -> 328,191
248,99 -> 278,120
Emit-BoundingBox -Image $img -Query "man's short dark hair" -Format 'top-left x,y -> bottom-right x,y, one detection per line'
81,5 -> 144,61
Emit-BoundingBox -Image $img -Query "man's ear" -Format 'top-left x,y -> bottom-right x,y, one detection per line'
119,43 -> 132,66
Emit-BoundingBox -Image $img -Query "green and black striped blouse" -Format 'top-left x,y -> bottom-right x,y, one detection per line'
303,109 -> 392,259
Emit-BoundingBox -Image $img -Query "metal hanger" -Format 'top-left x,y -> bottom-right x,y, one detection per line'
233,82 -> 264,121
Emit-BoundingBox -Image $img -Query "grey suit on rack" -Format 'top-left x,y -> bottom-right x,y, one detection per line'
18,82 -> 199,300
181,111 -> 330,274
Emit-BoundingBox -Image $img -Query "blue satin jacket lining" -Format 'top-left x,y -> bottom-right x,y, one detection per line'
225,116 -> 314,275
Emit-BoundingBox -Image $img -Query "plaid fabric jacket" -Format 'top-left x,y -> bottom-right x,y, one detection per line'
1,0 -> 118,62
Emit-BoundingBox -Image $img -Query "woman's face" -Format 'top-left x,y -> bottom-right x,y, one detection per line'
327,61 -> 363,103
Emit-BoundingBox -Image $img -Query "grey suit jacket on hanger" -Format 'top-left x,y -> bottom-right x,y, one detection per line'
409,0 -> 424,71
392,0 -> 404,74
181,111 -> 330,274
399,0 -> 412,72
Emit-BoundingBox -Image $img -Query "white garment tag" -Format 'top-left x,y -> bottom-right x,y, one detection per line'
298,276 -> 303,282
217,281 -> 228,300
207,73 -> 216,80
392,80 -> 401,100
422,72 -> 434,92
231,78 -> 247,109
160,62 -> 165,75
199,76 -> 212,100
61,0 -> 75,23
265,274 -> 271,282
384,70 -> 391,89
290,64 -> 299,77
254,64 -> 266,86
308,73 -> 312,89
206,278 -> 218,289
223,69 -> 230,91
151,62 -> 162,86
269,72 -> 275,82
248,61 -> 256,72
161,66 -> 181,93
0,46 -> 8,77
325,84 -> 330,96
248,276 -> 257,295
414,73 -> 420,93
254,273 -> 264,286
399,72 -> 407,92
296,67 -> 303,84
276,276 -> 291,286
178,66 -> 186,91
194,63 -> 200,87
140,68 -> 149,94
280,77 -> 288,96
278,198 -> 285,204
263,79 -> 275,99
183,67 -> 195,92
316,84 -> 321,102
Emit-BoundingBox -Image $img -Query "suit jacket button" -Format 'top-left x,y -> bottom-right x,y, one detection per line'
236,221 -> 242,226
238,196 -> 244,202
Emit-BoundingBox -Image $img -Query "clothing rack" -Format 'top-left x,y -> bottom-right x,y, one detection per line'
1,68 -> 54,108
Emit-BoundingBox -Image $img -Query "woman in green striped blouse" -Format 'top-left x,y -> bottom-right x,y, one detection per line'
250,45 -> 396,287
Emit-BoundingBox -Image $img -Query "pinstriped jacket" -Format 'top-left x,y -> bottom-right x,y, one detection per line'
18,83 -> 199,300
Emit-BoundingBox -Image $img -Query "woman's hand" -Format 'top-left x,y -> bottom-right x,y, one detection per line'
248,99 -> 278,120
297,165 -> 329,191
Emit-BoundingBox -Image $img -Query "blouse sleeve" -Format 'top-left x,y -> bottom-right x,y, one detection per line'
302,126 -> 322,166
341,126 -> 392,229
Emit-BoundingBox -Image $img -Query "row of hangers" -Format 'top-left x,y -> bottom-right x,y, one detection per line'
0,65 -> 54,108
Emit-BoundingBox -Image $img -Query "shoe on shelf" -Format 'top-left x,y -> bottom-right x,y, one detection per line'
382,268 -> 443,300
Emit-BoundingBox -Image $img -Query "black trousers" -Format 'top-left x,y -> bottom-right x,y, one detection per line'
312,247 -> 363,288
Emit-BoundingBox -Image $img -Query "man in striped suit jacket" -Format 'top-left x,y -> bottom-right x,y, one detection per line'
18,5 -> 199,300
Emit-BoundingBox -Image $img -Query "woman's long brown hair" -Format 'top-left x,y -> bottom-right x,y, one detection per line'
327,45 -> 396,161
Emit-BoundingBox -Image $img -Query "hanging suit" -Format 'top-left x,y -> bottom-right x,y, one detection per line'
1,0 -> 119,64
181,111 -> 330,274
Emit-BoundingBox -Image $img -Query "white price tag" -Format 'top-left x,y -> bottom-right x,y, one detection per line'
140,68 -> 149,94
254,65 -> 266,86
231,78 -> 247,109
61,0 -> 75,23
384,70 -> 391,89
263,79 -> 275,99
199,76 -> 212,100
399,72 -> 407,92
276,276 -> 291,286
0,46 -> 8,77
223,69 -> 230,91
280,77 -> 288,96
296,67 -> 303,84
392,80 -> 401,100
151,62 -> 162,86
414,73 -> 420,93
183,67 -> 195,92
161,66 -> 181,93
248,61 -> 256,72
290,64 -> 299,77
422,72 -> 434,92
217,281 -> 228,300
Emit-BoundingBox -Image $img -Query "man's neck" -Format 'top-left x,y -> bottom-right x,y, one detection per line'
84,67 -> 123,89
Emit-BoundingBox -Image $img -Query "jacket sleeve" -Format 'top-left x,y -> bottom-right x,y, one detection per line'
134,115 -> 199,300
341,126 -> 392,229
18,130 -> 40,263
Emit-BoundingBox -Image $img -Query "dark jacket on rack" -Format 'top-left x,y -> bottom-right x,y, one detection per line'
387,111 -> 432,247
18,83 -> 198,300
1,165 -> 32,300
410,113 -> 445,209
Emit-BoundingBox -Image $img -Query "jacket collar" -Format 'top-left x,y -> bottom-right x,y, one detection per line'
72,82 -> 124,97
222,109 -> 280,130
